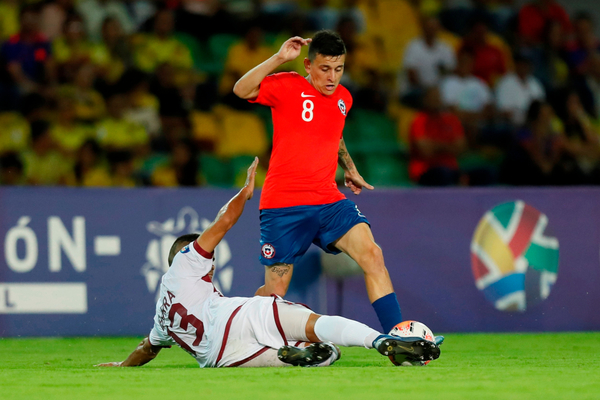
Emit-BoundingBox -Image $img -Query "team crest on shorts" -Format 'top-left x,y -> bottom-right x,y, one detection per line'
262,243 -> 276,259
338,99 -> 346,116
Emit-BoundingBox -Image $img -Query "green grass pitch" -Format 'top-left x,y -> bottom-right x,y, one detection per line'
1,332 -> 599,400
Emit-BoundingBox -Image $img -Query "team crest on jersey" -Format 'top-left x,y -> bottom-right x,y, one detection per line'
262,243 -> 276,259
180,245 -> 190,254
338,99 -> 346,116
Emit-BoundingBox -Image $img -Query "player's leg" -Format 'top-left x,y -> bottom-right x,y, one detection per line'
276,304 -> 440,365
255,263 -> 293,297
315,200 -> 402,332
333,223 -> 402,332
255,206 -> 320,297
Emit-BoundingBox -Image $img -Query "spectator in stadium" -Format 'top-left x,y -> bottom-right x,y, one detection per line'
151,139 -> 198,187
77,0 -> 134,42
0,5 -> 56,108
340,0 -> 365,33
400,15 -> 456,108
120,69 -> 161,138
573,53 -> 600,119
532,21 -> 569,94
0,152 -> 24,185
21,120 -> 75,186
440,49 -> 493,143
557,91 -> 600,183
495,52 -> 545,126
0,93 -> 46,156
50,94 -> 94,158
95,92 -> 149,157
40,0 -> 76,41
409,87 -> 467,186
219,24 -> 273,97
74,139 -> 111,187
53,13 -> 95,83
95,17 -> 131,88
0,0 -> 19,41
307,0 -> 339,31
68,63 -> 106,122
106,150 -> 136,187
518,0 -> 572,47
133,7 -> 193,77
501,100 -> 571,185
458,15 -> 507,87
566,12 -> 600,74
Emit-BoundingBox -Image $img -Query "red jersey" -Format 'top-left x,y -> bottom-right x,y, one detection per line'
409,112 -> 465,181
250,72 -> 351,209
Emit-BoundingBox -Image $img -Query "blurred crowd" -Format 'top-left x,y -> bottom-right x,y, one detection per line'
0,0 -> 599,188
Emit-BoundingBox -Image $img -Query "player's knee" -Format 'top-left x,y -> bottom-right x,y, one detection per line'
357,243 -> 384,271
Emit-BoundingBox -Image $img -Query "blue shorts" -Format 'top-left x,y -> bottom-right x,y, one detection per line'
259,199 -> 370,266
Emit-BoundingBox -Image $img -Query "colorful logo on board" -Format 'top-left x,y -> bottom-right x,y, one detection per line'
471,201 -> 559,312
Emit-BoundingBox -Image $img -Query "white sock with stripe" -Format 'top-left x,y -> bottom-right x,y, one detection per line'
313,316 -> 380,349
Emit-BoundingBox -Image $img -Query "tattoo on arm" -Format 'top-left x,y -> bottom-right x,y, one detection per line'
338,139 -> 356,172
271,264 -> 292,277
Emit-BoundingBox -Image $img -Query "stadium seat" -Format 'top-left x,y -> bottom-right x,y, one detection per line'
363,153 -> 414,187
215,108 -> 268,158
349,109 -> 402,154
173,32 -> 207,71
199,154 -> 234,187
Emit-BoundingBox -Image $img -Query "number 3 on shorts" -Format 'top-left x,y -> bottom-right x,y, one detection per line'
302,100 -> 314,122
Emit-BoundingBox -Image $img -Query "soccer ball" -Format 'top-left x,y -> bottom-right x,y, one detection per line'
388,320 -> 435,366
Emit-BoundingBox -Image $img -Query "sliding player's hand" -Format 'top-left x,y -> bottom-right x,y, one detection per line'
277,37 -> 312,63
244,157 -> 259,200
344,170 -> 374,195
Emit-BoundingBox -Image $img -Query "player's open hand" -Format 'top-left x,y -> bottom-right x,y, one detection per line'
277,37 -> 312,63
344,171 -> 374,195
244,157 -> 259,199
94,362 -> 123,367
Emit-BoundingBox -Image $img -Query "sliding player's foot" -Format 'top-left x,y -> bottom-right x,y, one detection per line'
277,342 -> 340,367
373,334 -> 440,362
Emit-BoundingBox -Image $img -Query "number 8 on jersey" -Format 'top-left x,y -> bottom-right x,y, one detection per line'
302,100 -> 314,122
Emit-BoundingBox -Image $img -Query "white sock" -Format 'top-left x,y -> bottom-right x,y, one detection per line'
313,316 -> 381,349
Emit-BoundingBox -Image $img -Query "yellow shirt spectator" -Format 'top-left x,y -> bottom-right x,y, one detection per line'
220,32 -> 274,95
96,118 -> 148,150
0,112 -> 30,154
22,150 -> 75,186
134,34 -> 193,73
50,123 -> 94,154
82,166 -> 113,187
0,1 -> 19,40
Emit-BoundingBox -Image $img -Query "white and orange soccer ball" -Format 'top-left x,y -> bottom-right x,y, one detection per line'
388,320 -> 436,366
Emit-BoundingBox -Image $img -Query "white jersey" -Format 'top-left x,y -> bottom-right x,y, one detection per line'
148,240 -> 313,368
148,241 -> 243,367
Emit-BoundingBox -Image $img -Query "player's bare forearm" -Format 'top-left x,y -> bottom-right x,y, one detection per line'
339,139 -> 374,194
233,37 -> 311,99
338,138 -> 357,173
96,337 -> 161,367
197,158 -> 258,252
233,55 -> 286,99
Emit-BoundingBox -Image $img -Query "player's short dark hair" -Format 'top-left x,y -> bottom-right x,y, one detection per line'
168,233 -> 200,266
308,30 -> 346,61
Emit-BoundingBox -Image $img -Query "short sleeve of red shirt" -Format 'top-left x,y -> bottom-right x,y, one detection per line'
249,72 -> 296,108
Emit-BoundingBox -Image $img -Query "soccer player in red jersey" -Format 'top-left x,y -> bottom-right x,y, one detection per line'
233,31 -> 402,332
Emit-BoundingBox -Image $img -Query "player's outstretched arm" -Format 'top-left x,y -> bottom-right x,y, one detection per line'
196,157 -> 258,253
95,337 -> 162,367
233,37 -> 311,99
338,138 -> 374,195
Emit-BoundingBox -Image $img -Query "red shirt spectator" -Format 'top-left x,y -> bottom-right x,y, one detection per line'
519,0 -> 572,46
409,88 -> 466,183
460,19 -> 507,86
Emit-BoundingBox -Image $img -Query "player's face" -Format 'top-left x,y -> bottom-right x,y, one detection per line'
304,54 -> 346,96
